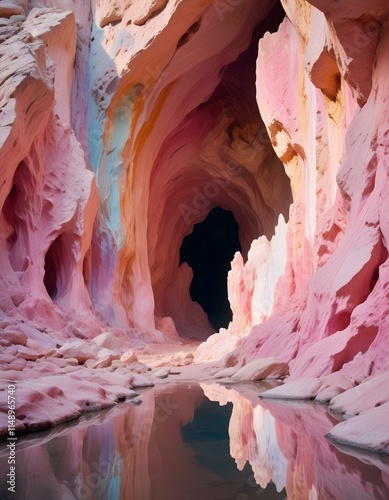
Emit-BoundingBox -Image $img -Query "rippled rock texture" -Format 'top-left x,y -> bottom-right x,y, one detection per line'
1,0 -> 389,451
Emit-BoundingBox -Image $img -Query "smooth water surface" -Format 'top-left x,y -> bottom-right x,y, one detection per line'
1,382 -> 389,500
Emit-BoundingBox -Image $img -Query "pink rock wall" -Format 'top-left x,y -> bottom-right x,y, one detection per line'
0,4 -> 102,340
216,0 -> 389,385
87,0 -> 291,340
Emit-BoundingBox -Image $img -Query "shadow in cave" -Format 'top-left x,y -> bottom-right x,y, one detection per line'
44,237 -> 60,300
179,207 -> 241,331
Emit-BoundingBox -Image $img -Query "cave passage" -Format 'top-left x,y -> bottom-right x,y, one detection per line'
179,207 -> 241,331
44,236 -> 61,300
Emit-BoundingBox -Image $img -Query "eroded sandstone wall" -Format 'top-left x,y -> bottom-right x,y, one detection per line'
0,2 -> 101,341
1,0 -> 389,389
215,0 -> 389,386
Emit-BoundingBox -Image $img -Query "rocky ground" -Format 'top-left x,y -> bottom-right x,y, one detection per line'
2,325 -> 389,456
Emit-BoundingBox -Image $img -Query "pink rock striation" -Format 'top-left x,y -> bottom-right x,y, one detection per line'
0,0 -> 389,453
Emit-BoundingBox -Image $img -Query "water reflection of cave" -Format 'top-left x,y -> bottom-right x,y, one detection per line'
179,207 -> 241,331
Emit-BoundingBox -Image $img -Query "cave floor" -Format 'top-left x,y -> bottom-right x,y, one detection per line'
136,341 -> 219,379
0,339 -> 228,440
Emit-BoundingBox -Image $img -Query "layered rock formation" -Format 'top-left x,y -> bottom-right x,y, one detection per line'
1,0 -> 389,454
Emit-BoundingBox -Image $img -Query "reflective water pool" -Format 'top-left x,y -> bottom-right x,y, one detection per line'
0,382 -> 388,499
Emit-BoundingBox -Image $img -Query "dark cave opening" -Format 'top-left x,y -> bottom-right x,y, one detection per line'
179,207 -> 241,331
149,0 -> 291,340
44,235 -> 65,300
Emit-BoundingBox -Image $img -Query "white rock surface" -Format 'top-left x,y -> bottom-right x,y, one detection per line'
1,330 -> 27,346
121,350 -> 138,364
231,357 -> 289,382
59,340 -> 96,364
153,367 -> 170,379
261,377 -> 323,400
92,332 -> 121,351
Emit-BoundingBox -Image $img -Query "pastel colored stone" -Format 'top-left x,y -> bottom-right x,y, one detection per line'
97,347 -> 120,360
110,359 -> 126,370
129,374 -> 154,389
315,372 -> 355,403
92,332 -> 121,351
231,358 -> 289,382
329,372 -> 389,417
0,1 -> 26,17
213,367 -> 237,379
16,345 -> 40,361
326,402 -> 389,454
92,348 -> 120,368
7,358 -> 28,371
59,340 -> 96,364
153,367 -> 170,379
1,330 -> 27,346
121,350 -> 138,364
3,345 -> 18,357
64,357 -> 79,366
0,353 -> 15,364
261,378 -> 323,400
25,339 -> 56,357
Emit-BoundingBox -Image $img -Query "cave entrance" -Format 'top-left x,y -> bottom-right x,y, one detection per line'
43,232 -> 72,302
179,207 -> 241,331
44,236 -> 62,300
